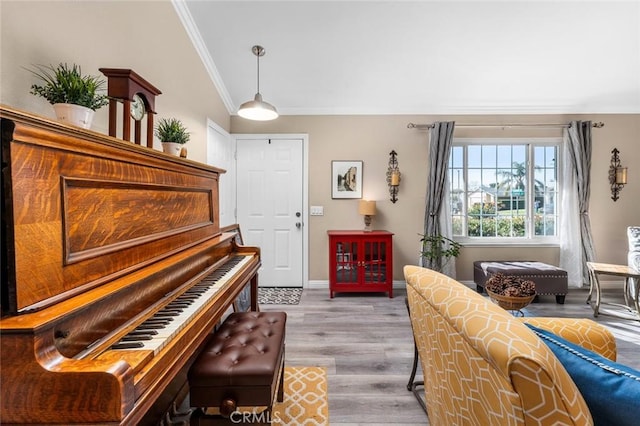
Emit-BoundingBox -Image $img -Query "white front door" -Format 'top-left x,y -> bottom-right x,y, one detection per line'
236,138 -> 304,287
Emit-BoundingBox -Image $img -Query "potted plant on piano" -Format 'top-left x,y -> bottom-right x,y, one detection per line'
27,62 -> 109,129
155,117 -> 190,156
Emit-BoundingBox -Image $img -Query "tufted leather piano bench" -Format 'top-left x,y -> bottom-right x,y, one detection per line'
474,260 -> 568,304
188,311 -> 286,425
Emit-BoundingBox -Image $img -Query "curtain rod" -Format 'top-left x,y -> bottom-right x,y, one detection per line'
407,122 -> 605,130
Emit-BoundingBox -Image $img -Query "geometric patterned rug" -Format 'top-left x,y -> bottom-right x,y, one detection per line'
258,287 -> 303,305
185,366 -> 328,425
273,366 -> 329,425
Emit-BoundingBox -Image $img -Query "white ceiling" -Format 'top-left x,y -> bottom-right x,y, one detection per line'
178,0 -> 640,116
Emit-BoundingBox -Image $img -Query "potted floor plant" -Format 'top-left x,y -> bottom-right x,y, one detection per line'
155,117 -> 190,155
27,63 -> 109,129
420,233 -> 462,274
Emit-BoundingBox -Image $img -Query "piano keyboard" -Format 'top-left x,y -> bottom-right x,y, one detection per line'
111,255 -> 252,354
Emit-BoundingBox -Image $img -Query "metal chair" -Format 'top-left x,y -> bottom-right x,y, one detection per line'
405,297 -> 427,414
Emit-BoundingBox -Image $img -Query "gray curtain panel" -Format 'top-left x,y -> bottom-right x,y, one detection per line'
566,120 -> 596,284
422,121 -> 455,271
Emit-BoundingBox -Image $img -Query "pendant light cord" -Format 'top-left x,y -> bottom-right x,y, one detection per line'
256,51 -> 260,95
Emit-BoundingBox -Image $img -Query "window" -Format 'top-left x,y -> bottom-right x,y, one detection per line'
449,138 -> 560,242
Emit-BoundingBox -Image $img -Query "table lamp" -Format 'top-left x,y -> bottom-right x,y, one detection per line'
358,200 -> 376,232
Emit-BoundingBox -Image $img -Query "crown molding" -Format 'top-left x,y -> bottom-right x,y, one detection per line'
260,104 -> 640,116
171,0 -> 236,114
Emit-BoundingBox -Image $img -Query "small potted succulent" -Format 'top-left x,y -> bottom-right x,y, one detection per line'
27,63 -> 109,129
485,272 -> 536,312
155,117 -> 190,155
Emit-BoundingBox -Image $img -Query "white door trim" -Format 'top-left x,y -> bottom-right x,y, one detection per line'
232,133 -> 309,288
206,119 -> 235,227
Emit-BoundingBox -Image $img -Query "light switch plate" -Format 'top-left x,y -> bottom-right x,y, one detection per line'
310,206 -> 324,216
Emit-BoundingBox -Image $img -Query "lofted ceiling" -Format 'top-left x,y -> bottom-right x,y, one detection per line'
178,0 -> 640,116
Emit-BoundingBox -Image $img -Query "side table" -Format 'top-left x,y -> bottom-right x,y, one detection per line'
586,261 -> 640,321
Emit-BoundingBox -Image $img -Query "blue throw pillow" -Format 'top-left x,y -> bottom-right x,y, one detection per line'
525,323 -> 640,426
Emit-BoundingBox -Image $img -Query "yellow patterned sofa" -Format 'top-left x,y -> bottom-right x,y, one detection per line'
404,265 -> 617,426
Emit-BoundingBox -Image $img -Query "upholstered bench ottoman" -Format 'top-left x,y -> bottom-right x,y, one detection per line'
473,261 -> 568,304
188,311 -> 286,425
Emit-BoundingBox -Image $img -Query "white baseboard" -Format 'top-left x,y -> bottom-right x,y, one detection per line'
307,280 -> 327,289
307,280 -> 408,289
306,279 -> 627,291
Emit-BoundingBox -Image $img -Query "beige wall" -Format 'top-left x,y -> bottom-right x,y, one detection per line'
231,114 -> 640,284
2,1 -> 638,286
0,0 -> 230,162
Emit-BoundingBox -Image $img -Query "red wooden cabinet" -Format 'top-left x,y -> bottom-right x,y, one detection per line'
327,230 -> 393,298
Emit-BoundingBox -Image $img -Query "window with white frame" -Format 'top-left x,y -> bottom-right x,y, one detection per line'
449,138 -> 560,242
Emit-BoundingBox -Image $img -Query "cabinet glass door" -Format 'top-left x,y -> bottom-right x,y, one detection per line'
336,241 -> 358,283
363,241 -> 387,284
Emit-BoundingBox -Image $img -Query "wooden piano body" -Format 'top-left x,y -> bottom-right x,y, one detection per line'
0,106 -> 260,424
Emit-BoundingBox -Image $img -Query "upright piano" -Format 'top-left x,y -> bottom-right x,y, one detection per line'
0,106 -> 260,424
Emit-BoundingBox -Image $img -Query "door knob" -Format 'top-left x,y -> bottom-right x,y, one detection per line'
296,222 -> 302,229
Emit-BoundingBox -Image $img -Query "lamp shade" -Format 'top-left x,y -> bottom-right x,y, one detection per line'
358,200 -> 376,216
238,93 -> 278,121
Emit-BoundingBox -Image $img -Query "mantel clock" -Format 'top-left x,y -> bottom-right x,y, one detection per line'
99,68 -> 162,147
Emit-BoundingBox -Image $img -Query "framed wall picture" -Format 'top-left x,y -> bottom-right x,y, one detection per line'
332,160 -> 363,199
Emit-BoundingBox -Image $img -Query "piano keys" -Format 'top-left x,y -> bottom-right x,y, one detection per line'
0,106 -> 260,424
110,255 -> 252,354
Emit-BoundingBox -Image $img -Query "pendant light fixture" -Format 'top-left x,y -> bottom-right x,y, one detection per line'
238,45 -> 278,121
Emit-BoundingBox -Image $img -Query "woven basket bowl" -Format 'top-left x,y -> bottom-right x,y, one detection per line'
486,290 -> 536,310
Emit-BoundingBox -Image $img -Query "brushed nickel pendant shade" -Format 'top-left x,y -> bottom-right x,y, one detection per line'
238,45 -> 278,121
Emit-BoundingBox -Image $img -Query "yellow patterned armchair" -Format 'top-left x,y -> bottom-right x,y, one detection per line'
404,265 -> 617,426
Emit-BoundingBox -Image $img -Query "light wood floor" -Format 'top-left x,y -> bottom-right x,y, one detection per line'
260,285 -> 640,426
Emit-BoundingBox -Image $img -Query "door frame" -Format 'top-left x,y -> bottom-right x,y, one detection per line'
206,118 -> 235,228
232,133 -> 309,288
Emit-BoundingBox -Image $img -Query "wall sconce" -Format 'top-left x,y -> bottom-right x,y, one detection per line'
358,200 -> 376,232
386,150 -> 401,203
609,148 -> 628,201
